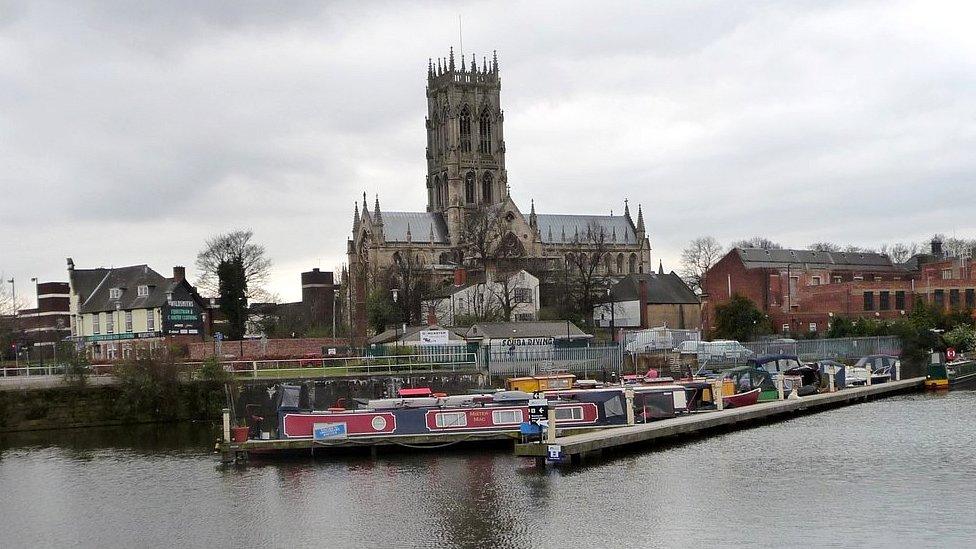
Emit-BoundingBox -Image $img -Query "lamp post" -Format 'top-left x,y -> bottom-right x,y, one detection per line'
7,278 -> 16,370
332,292 -> 338,338
607,287 -> 615,344
391,288 -> 400,358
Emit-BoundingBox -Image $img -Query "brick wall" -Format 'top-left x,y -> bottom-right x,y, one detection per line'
184,337 -> 351,360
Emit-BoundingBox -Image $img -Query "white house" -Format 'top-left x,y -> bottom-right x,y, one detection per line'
423,269 -> 540,326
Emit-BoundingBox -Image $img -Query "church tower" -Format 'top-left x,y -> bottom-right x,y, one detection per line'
425,49 -> 507,244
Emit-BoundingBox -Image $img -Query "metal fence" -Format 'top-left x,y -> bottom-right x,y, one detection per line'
740,336 -> 902,362
483,343 -> 622,378
620,328 -> 701,353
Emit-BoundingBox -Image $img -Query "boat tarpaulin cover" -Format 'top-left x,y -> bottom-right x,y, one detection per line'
603,395 -> 625,418
278,385 -> 302,410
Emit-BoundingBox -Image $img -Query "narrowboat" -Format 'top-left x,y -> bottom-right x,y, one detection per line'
272,384 -> 631,441
926,352 -> 976,390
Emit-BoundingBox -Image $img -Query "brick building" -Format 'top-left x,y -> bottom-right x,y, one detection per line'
702,240 -> 976,336
16,281 -> 71,357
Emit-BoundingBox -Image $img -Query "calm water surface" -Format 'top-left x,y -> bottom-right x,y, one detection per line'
1,391 -> 974,548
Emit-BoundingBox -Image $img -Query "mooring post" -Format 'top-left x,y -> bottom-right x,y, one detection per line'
222,407 -> 231,443
828,371 -> 836,393
625,387 -> 635,425
866,366 -> 872,386
546,406 -> 557,443
776,375 -> 785,400
713,380 -> 724,411
895,360 -> 901,381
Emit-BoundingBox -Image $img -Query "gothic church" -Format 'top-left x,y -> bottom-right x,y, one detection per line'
348,49 -> 650,336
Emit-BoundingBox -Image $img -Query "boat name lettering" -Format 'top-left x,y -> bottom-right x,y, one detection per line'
502,337 -> 554,347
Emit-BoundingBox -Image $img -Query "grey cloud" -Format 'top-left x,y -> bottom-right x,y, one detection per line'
2,0 -> 975,302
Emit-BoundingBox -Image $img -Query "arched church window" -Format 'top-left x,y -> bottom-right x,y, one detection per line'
432,175 -> 440,207
478,107 -> 492,153
465,172 -> 476,204
459,105 -> 472,153
565,253 -> 576,268
482,172 -> 493,203
629,253 -> 637,274
617,253 -> 624,273
604,254 -> 612,273
438,252 -> 453,265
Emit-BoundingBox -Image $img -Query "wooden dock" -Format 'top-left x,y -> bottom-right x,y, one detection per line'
514,377 -> 926,464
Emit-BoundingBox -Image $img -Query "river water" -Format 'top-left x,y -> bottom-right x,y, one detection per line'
1,391 -> 973,548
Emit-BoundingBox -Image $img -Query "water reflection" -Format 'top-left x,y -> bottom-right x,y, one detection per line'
0,392 -> 975,548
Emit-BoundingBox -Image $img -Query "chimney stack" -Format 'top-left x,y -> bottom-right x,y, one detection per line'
454,268 -> 467,287
173,266 -> 186,284
66,258 -> 74,271
931,238 -> 943,257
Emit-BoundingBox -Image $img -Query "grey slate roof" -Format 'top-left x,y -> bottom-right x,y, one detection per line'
75,265 -> 179,314
535,214 -> 638,245
735,248 -> 904,271
369,324 -> 466,345
381,211 -> 450,244
69,268 -> 110,305
465,321 -> 591,340
610,273 -> 700,305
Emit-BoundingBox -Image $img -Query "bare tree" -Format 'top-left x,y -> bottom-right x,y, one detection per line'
680,236 -> 724,293
731,237 -> 782,250
457,205 -> 506,265
195,229 -> 272,300
879,242 -> 921,263
807,242 -> 840,252
560,221 -> 614,330
932,234 -> 976,258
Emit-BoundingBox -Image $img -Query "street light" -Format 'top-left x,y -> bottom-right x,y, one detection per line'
606,287 -> 615,344
391,288 -> 400,357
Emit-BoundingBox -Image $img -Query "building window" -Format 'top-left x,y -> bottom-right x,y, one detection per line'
833,276 -> 842,283
147,310 -> 155,332
478,107 -> 492,154
106,312 -> 115,334
629,253 -> 637,274
934,290 -> 945,308
863,292 -> 875,311
492,409 -> 523,425
879,291 -> 890,311
481,172 -> 493,203
137,285 -> 149,297
809,323 -> 818,333
810,276 -> 821,286
109,288 -> 122,299
554,407 -> 584,421
950,289 -> 960,308
616,254 -> 624,273
942,269 -> 953,280
853,275 -> 863,281
459,105 -> 472,153
93,315 -> 100,335
464,172 -> 476,204
895,291 -> 906,310
434,411 -> 467,428
125,310 -> 133,332
514,313 -> 535,321
514,288 -> 533,304
966,289 -> 975,309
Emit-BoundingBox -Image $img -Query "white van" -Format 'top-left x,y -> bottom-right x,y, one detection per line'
697,340 -> 754,362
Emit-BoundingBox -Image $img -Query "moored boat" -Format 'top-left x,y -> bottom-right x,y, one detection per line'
723,387 -> 761,408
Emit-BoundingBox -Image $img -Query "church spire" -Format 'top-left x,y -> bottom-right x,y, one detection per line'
353,201 -> 360,232
529,199 -> 537,229
471,54 -> 476,72
373,194 -> 383,224
428,223 -> 435,243
362,192 -> 368,216
428,58 -> 433,78
624,198 -> 631,219
461,53 -> 466,71
493,50 -> 498,73
658,260 -> 664,275
448,46 -> 455,71
406,222 -> 412,243
636,204 -> 645,234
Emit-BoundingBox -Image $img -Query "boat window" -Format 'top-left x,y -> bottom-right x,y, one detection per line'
435,411 -> 467,428
555,407 -> 583,421
492,409 -> 524,424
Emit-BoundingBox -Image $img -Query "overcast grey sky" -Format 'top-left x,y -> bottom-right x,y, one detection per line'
2,0 -> 974,304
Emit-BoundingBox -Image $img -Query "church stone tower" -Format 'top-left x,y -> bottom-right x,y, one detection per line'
425,48 -> 507,244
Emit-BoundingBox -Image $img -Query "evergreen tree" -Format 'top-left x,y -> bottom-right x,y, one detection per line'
218,259 -> 248,340
712,294 -> 770,341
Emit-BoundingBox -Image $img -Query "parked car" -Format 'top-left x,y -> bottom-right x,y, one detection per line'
673,340 -> 704,355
